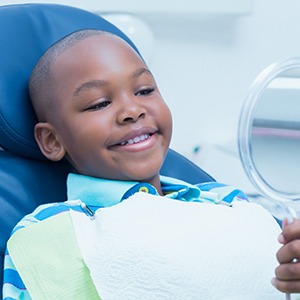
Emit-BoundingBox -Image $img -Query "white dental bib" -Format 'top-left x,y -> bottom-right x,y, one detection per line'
70,193 -> 282,299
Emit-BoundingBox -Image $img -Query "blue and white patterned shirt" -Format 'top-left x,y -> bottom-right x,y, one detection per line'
3,174 -> 247,299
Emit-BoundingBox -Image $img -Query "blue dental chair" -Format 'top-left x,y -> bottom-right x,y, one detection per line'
0,3 -> 214,296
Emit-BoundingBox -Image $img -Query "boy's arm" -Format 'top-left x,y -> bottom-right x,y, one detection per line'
3,249 -> 31,299
272,219 -> 300,293
2,205 -> 45,300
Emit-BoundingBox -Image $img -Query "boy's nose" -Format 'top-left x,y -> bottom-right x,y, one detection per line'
117,97 -> 146,124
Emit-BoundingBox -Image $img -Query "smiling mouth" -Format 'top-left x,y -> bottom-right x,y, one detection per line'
119,133 -> 152,146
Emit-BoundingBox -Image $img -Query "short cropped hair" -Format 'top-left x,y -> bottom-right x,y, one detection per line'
29,29 -> 110,121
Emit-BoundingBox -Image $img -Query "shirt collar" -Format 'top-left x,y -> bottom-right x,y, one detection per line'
67,173 -> 244,208
67,173 -> 137,207
67,173 -> 200,208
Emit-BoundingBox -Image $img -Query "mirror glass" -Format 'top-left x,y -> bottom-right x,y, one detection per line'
238,57 -> 300,219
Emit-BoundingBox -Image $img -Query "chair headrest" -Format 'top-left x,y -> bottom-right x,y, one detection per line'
0,3 -> 140,160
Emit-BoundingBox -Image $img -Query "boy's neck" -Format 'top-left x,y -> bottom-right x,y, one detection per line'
142,175 -> 163,196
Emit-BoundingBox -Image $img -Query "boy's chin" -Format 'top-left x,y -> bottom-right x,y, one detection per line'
125,164 -> 163,182
125,172 -> 160,184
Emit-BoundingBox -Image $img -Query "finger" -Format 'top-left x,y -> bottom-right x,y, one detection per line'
278,232 -> 286,244
275,262 -> 300,280
277,240 -> 300,263
282,218 -> 290,229
277,219 -> 293,244
282,219 -> 300,243
272,277 -> 300,293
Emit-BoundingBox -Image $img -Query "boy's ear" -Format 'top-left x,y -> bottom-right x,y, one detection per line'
34,122 -> 66,161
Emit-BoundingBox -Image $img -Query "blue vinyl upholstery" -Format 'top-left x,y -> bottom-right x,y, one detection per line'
0,3 -> 215,294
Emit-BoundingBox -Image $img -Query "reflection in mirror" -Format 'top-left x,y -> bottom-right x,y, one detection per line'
251,72 -> 300,195
238,57 -> 300,222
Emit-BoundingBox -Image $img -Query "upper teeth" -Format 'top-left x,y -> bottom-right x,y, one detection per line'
120,134 -> 150,145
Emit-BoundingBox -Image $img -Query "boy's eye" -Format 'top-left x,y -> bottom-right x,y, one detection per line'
85,100 -> 111,111
135,87 -> 154,97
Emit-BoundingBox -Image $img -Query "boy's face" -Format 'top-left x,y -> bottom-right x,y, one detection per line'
41,34 -> 172,185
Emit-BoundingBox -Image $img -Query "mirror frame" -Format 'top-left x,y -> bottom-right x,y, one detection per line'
238,56 -> 300,202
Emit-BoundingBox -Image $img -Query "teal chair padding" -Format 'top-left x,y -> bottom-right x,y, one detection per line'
0,4 -> 214,295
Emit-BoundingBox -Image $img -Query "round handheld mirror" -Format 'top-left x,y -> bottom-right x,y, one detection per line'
238,57 -> 300,222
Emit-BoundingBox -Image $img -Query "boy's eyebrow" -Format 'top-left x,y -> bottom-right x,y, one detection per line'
73,80 -> 107,97
132,67 -> 153,78
73,68 -> 153,97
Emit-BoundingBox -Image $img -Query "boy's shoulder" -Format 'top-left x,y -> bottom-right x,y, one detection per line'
11,200 -> 83,235
5,200 -> 99,299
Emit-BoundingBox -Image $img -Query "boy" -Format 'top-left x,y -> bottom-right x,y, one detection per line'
2,16 -> 284,300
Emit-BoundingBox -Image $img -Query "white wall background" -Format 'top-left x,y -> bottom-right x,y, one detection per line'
137,0 -> 300,192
